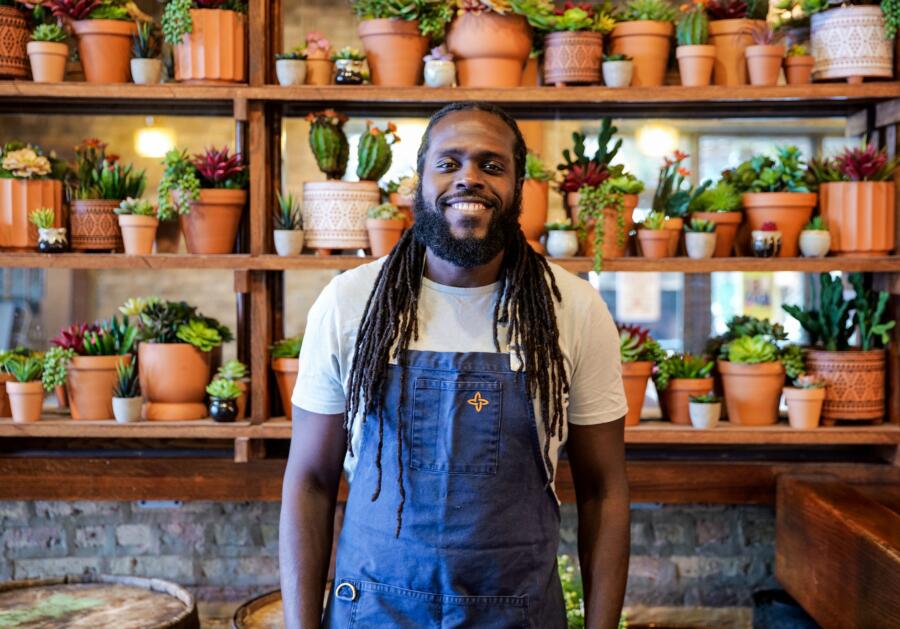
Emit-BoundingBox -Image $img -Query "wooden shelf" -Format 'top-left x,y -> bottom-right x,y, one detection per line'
0,252 -> 254,270
0,418 -> 250,439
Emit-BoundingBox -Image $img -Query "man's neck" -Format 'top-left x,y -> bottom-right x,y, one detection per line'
423,248 -> 504,288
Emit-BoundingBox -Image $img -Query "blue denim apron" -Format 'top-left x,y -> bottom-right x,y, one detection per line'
322,350 -> 567,628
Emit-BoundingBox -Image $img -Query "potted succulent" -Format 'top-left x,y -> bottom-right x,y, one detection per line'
706,0 -> 768,85
1,353 -> 45,423
784,42 -> 813,84
115,197 -> 158,255
157,146 -> 247,254
123,297 -> 232,421
723,145 -> 816,257
652,150 -> 710,256
423,44 -> 455,87
637,211 -> 669,258
366,202 -> 405,257
30,208 -> 67,253
610,0 -> 677,87
271,335 -> 301,417
273,191 -> 304,257
42,345 -> 74,409
27,23 -> 69,83
798,215 -> 829,257
690,180 -> 742,257
521,152 -> 553,252
384,173 -> 417,227
684,218 -> 717,259
783,272 -> 895,424
161,0 -> 247,83
745,22 -> 785,86
601,52 -> 633,86
0,1 -> 28,79
130,20 -> 161,84
0,348 -> 33,416
810,142 -> 900,257
352,0 -> 451,86
0,141 -> 66,249
302,32 -> 333,85
654,352 -> 715,425
675,0 -> 714,86
111,358 -> 141,423
688,392 -> 722,429
751,221 -> 782,257
302,112 -> 395,253
543,1 -> 614,86
206,377 -> 240,422
618,323 -> 665,426
52,317 -> 135,420
214,358 -> 248,419
332,46 -> 366,85
544,219 -> 579,257
48,0 -> 137,83
275,45 -> 307,86
783,374 -> 825,430
70,138 -> 146,251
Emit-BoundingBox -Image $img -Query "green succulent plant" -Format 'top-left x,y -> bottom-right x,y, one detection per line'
685,218 -> 715,233
689,392 -> 720,403
2,354 -> 43,383
307,110 -> 350,180
641,210 -> 666,230
206,377 -> 242,400
653,353 -> 713,391
82,316 -> 137,356
368,203 -> 405,220
617,0 -> 677,22
217,359 -> 248,381
29,208 -> 55,230
274,192 -> 303,231
723,146 -> 811,194
41,347 -> 74,392
692,180 -> 741,213
270,335 -> 302,359
676,2 -> 709,45
525,152 -> 554,182
176,319 -> 224,352
31,23 -> 67,43
357,121 -> 399,182
726,334 -> 779,364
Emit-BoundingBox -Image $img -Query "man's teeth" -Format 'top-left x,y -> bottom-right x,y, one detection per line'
451,202 -> 487,211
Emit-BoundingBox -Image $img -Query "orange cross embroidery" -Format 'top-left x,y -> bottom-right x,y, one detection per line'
467,391 -> 489,413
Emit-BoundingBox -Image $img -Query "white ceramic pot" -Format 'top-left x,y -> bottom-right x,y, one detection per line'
685,232 -> 717,259
131,58 -> 162,84
689,402 -> 721,429
602,60 -> 633,87
276,58 -> 306,85
811,6 -> 892,82
112,396 -> 143,423
273,229 -> 305,256
546,230 -> 579,257
424,59 -> 455,87
799,230 -> 830,257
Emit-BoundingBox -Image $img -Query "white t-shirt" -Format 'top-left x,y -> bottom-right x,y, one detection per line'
292,258 -> 627,499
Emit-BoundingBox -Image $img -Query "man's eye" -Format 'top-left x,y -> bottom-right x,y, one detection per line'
437,160 -> 457,170
483,162 -> 503,173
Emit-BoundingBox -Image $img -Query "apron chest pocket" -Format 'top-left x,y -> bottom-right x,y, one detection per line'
411,378 -> 502,475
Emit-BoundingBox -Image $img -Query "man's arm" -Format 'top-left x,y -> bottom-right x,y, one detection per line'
566,417 -> 630,629
280,405 -> 348,629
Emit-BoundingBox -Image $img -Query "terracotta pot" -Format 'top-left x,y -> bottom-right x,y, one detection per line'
805,349 -> 885,422
180,189 -> 246,254
0,179 -> 64,250
717,359 -> 785,426
708,19 -> 762,86
610,21 -> 673,87
784,55 -> 814,84
55,384 -> 68,409
6,381 -> 43,423
305,59 -> 334,85
811,6 -> 892,83
692,211 -> 741,257
746,44 -> 785,86
72,19 -> 136,83
67,355 -> 131,421
568,192 -> 638,258
521,180 -> 549,251
302,181 -> 380,251
676,44 -> 715,86
543,31 -> 603,85
272,357 -> 299,418
689,402 -> 721,429
118,215 -> 158,255
784,386 -> 825,429
358,18 -> 428,86
664,216 -> 683,256
0,372 -> 13,417
236,379 -> 248,420
446,12 -> 532,87
819,181 -> 894,256
602,60 -> 633,87
27,41 -> 68,82
70,199 -> 122,251
622,361 -> 652,427
139,343 -> 211,421
638,230 -> 669,258
0,7 -> 29,79
741,192 -> 817,258
174,9 -> 246,83
521,55 -> 539,86
366,218 -> 405,257
658,378 -> 714,425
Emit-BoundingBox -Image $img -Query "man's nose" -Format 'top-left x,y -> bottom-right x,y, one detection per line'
454,161 -> 485,190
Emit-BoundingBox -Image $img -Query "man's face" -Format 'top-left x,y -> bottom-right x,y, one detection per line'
413,110 -> 520,268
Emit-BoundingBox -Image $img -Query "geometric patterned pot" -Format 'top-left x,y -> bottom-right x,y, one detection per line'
302,181 -> 380,251
544,31 -> 603,85
0,7 -> 29,79
70,199 -> 123,251
811,6 -> 893,82
805,348 -> 885,422
0,179 -> 64,249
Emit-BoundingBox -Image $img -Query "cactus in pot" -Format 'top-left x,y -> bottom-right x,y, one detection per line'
357,121 -> 400,182
307,109 -> 350,180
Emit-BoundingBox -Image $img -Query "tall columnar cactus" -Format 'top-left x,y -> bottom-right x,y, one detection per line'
676,3 -> 709,46
357,121 -> 400,182
306,109 -> 349,180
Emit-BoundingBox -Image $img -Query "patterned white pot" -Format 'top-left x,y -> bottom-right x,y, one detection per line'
302,181 -> 380,250
811,6 -> 893,82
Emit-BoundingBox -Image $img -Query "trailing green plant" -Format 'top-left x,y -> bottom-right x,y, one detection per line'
618,323 -> 666,363
115,197 -> 155,216
575,175 -> 644,272
640,209 -> 666,230
850,272 -> 896,351
357,121 -> 399,182
307,109 -> 350,180
692,180 -> 741,213
558,118 -> 623,193
603,53 -> 631,62
803,216 -> 827,231
685,218 -> 715,233
270,335 -> 302,359
331,46 -> 366,61
132,20 -> 161,59
2,354 -> 43,383
274,192 -> 303,230
652,151 -> 711,219
113,359 -> 140,398
29,208 -> 55,230
617,0 -> 677,22
368,202 -> 405,220
125,298 -> 233,347
162,0 -> 248,46
41,347 -> 74,391
545,219 -> 576,231
792,374 -> 825,389
82,316 -> 137,356
884,0 -> 900,39
547,2 -> 615,32
525,152 -> 554,182
31,23 -> 67,43
722,146 -> 811,193
653,353 -> 713,390
217,358 -> 248,380
780,343 -> 806,379
351,0 -> 454,41
676,1 -> 709,46
689,392 -> 720,403
207,377 -> 241,400
156,149 -> 200,220
556,554 -> 629,629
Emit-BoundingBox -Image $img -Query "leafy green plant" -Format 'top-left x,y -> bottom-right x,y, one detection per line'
29,208 -> 55,230
274,192 -> 303,230
558,118 -> 623,193
722,146 -> 810,193
41,347 -> 74,391
113,359 -> 140,398
884,0 -> 900,39
803,216 -> 827,231
652,151 -> 711,219
82,316 -> 137,356
685,218 -> 715,233
783,273 -> 854,350
156,149 -> 200,220
71,139 -> 146,201
2,354 -> 43,383
706,315 -> 788,359
270,335 -> 302,359
206,377 -> 241,400
132,20 -> 161,59
676,2 -> 709,46
641,210 -> 666,230
617,0 -> 677,23
128,298 -> 233,347
217,359 -> 248,380
525,152 -> 554,182
692,181 -> 741,213
31,23 -> 67,43
306,110 -> 350,180
368,203 -> 405,220
780,343 -> 806,379
545,219 -> 576,231
176,319 -> 224,352
115,197 -> 155,216
547,2 -> 615,32
351,0 -> 454,41
689,392 -> 720,403
726,334 -> 779,364
653,353 -> 713,390
603,53 -> 631,62
618,323 -> 666,363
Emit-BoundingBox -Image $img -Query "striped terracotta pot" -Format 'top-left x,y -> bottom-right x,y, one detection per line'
0,179 -> 64,249
174,9 -> 247,83
819,181 -> 895,256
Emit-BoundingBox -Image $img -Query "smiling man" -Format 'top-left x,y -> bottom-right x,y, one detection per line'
279,102 -> 630,628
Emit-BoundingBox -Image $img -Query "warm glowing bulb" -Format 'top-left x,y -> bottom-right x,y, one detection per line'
135,127 -> 175,158
636,124 -> 679,158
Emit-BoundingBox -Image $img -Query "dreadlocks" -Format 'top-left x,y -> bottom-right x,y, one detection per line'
344,102 -> 570,537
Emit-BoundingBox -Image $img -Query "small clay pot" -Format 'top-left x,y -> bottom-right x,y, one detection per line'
304,58 -> 333,85
210,397 -> 237,422
638,229 -> 669,258
118,214 -> 158,255
784,55 -> 814,84
783,386 -> 825,429
6,381 -> 43,423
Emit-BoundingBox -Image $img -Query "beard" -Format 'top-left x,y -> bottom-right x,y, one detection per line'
412,186 -> 521,269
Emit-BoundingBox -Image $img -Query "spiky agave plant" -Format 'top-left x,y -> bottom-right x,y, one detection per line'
357,120 -> 400,182
192,147 -> 246,189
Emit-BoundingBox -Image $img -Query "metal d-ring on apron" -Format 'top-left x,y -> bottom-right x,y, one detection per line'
322,349 -> 566,628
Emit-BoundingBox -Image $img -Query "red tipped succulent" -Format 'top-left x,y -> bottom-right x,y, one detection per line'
51,322 -> 98,355
192,146 -> 246,188
835,144 -> 894,181
761,221 -> 778,231
46,0 -> 103,20
706,0 -> 747,19
559,162 -> 610,193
